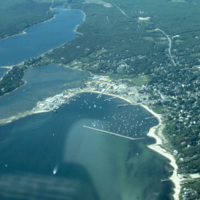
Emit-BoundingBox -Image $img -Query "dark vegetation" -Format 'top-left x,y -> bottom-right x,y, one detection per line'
0,66 -> 26,96
47,0 -> 200,198
0,0 -> 54,40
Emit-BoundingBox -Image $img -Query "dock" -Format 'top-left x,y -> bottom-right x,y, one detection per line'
117,104 -> 133,108
83,125 -> 145,141
104,96 -> 117,101
161,179 -> 170,182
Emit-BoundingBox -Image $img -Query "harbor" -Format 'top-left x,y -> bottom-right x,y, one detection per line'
33,74 -> 151,113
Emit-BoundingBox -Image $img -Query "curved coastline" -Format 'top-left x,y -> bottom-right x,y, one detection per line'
0,3 -> 86,43
0,5 -> 83,68
141,104 -> 181,200
0,13 -> 56,43
0,3 -> 181,198
0,89 -> 181,200
0,66 -> 13,80
67,8 -> 86,36
73,91 -> 182,200
0,6 -> 85,96
0,30 -> 27,42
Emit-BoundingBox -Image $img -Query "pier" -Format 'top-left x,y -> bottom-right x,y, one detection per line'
117,104 -> 133,108
104,96 -> 117,101
145,116 -> 155,119
83,125 -> 145,141
161,179 -> 170,182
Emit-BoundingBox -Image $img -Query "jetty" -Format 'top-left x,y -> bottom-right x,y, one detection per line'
161,179 -> 170,182
83,125 -> 145,141
117,104 -> 133,108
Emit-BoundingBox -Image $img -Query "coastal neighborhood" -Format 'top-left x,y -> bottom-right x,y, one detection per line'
31,73 -> 197,200
1,0 -> 200,199
33,74 -> 150,113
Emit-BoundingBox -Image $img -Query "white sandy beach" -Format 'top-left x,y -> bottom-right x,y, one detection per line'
87,90 -> 182,200
71,9 -> 86,36
141,104 -> 181,200
0,87 -> 181,199
80,91 -> 181,199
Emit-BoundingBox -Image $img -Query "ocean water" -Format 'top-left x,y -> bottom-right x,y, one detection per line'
0,93 -> 173,200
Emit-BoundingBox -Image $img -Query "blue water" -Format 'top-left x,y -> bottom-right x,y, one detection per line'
0,6 -> 83,67
0,4 -> 173,200
0,5 -> 87,117
0,64 -> 89,119
0,68 -> 8,78
0,93 -> 173,200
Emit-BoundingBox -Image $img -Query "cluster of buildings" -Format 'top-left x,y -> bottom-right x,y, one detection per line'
33,93 -> 71,112
33,74 -> 150,113
85,75 -> 150,104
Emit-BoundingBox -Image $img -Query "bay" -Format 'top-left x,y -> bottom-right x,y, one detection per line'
0,3 -> 174,200
0,93 -> 173,200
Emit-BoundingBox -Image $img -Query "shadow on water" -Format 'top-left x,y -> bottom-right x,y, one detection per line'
0,164 -> 100,200
0,111 -> 99,200
0,93 -> 173,200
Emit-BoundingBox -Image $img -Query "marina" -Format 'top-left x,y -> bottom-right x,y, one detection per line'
0,90 -> 171,200
0,86 -> 173,200
0,3 -> 175,199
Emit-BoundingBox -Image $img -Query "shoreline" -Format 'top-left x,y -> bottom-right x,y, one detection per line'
0,83 -> 181,199
141,104 -> 181,200
0,66 -> 13,81
0,4 -> 84,43
1,4 -> 180,197
66,7 -> 86,22
0,30 -> 27,42
80,91 -> 181,199
0,11 -> 56,42
0,5 -> 85,88
67,8 -> 86,36
74,24 -> 84,36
